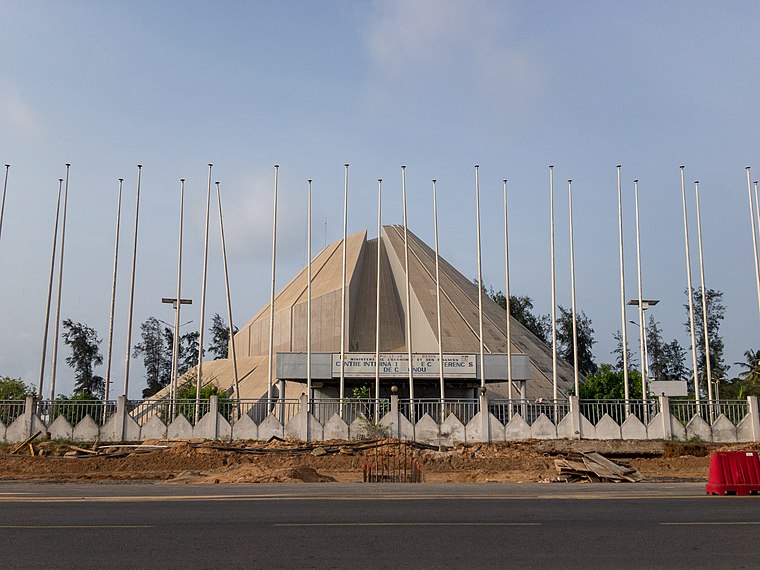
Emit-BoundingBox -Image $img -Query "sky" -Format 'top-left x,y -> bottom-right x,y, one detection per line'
1,0 -> 759,399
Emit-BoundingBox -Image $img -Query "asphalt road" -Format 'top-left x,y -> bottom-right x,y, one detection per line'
0,482 -> 757,569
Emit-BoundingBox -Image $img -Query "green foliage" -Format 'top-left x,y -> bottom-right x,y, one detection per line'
611,330 -> 637,372
208,313 -> 238,360
0,376 -> 34,399
133,316 -> 170,397
62,319 -> 104,398
556,306 -> 597,375
685,287 -> 727,392
52,392 -> 104,426
486,288 -> 551,345
352,385 -> 371,399
173,381 -> 231,422
579,363 -> 643,400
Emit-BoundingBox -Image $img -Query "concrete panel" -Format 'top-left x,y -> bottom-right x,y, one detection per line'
737,414 -> 756,442
72,416 -> 100,442
488,413 -> 506,442
140,415 -> 167,440
378,410 -> 397,439
48,415 -> 73,441
505,415 -> 531,440
579,414 -> 596,439
5,416 -> 28,443
595,414 -> 622,440
465,413 -> 483,442
398,414 -> 416,440
323,414 -> 349,440
670,417 -> 687,440
284,411 -> 306,440
258,414 -> 285,441
348,417 -> 365,440
621,415 -> 648,440
530,414 -> 557,439
440,414 -> 466,446
307,414 -> 324,441
231,414 -> 258,441
167,415 -> 194,439
0,421 -> 5,443
100,413 -> 123,442
686,415 -> 713,442
556,415 -> 574,439
647,412 -> 665,439
414,414 -> 440,445
711,414 -> 737,443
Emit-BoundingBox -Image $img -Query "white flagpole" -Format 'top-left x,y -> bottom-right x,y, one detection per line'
123,165 -> 142,399
216,181 -> 240,405
38,178 -> 63,399
0,164 -> 9,244
634,179 -> 647,412
549,165 -> 558,403
568,179 -> 580,399
307,179 -> 313,415
503,179 -> 514,416
694,180 -> 713,407
616,165 -> 630,415
746,168 -> 760,318
681,166 -> 701,405
267,165 -> 279,403
339,164 -> 349,413
170,179 -> 185,413
433,179 -> 445,411
195,164 -> 212,424
402,165 -> 414,412
475,166 -> 486,398
754,180 -> 760,306
50,164 -> 71,401
104,178 -> 123,418
375,179 -> 382,422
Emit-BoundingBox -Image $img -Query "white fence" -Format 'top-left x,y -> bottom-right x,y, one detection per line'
1,395 -> 758,444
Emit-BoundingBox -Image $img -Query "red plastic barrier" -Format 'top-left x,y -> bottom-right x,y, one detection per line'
705,451 -> 760,496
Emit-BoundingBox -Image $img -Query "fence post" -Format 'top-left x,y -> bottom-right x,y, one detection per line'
747,396 -> 760,443
659,395 -> 672,440
569,395 -> 581,440
479,390 -> 490,443
390,393 -> 399,439
23,395 -> 35,440
300,393 -> 310,442
116,395 -> 128,442
209,395 -> 219,439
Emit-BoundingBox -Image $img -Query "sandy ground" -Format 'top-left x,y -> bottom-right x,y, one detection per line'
1,438 -> 756,484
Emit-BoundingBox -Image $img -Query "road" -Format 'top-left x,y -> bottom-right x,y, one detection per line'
0,482 -> 757,569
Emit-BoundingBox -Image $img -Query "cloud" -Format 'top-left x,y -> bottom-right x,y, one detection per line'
364,0 -> 541,100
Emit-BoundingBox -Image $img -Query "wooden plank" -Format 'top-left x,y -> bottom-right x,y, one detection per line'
10,431 -> 42,455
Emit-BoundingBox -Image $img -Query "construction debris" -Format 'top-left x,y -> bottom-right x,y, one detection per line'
555,451 -> 642,483
10,431 -> 42,455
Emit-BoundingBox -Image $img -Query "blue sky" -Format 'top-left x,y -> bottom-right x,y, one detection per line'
1,0 -> 759,398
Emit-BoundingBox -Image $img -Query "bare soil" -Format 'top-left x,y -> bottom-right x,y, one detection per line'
1,439 -> 757,484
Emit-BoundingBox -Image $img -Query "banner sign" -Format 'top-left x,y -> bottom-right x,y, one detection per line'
331,353 -> 476,378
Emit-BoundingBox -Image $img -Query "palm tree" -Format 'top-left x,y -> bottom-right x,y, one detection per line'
736,349 -> 760,385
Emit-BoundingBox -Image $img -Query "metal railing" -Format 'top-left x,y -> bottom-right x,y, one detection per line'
489,399 -> 570,426
311,398 -> 390,426
669,399 -> 749,426
38,399 -> 116,427
236,398 -> 302,425
579,399 -> 660,425
0,399 -> 25,426
399,398 -> 479,424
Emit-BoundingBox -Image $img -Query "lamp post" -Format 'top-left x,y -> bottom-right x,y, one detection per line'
627,298 -> 659,422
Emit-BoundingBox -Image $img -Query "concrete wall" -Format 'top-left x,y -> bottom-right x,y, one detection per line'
4,396 -> 759,445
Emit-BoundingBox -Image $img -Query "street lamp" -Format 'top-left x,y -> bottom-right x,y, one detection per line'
627,299 -> 659,397
162,297 -> 192,403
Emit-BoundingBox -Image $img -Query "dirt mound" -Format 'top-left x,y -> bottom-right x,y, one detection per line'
2,439 -> 757,484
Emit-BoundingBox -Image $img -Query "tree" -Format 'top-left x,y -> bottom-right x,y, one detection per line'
646,316 -> 689,383
556,306 -> 597,375
486,289 -> 551,345
0,376 -> 34,399
179,330 -> 201,376
133,317 -> 170,398
685,287 -> 727,393
611,330 -> 637,372
208,313 -> 237,360
579,363 -> 643,400
62,319 -> 104,398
